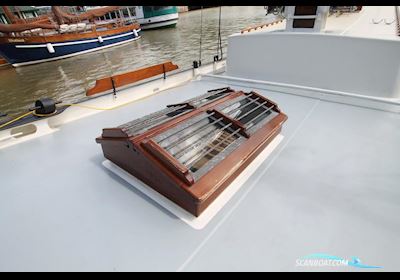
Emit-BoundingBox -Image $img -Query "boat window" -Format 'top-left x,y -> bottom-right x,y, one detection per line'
118,104 -> 193,137
293,19 -> 315,28
24,12 -> 36,19
219,92 -> 278,133
150,90 -> 279,180
129,7 -> 136,17
294,6 -> 318,15
189,87 -> 233,108
153,6 -> 172,11
154,111 -> 245,177
0,15 -> 8,24
122,9 -> 129,17
117,88 -> 234,137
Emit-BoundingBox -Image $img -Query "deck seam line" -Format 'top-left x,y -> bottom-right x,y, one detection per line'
176,99 -> 321,272
340,7 -> 368,35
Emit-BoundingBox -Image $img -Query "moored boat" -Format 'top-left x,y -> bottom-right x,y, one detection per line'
0,6 -> 399,272
0,6 -> 141,67
134,6 -> 179,30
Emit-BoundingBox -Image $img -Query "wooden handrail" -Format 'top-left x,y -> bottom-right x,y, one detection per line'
86,61 -> 179,97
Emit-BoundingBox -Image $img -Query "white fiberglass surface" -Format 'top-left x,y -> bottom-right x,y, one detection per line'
0,78 -> 399,271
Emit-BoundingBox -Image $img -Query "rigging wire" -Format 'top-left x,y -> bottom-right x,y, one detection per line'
214,6 -> 223,62
218,6 -> 223,59
199,6 -> 203,66
193,7 -> 203,69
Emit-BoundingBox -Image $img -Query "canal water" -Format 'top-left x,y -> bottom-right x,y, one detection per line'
0,6 -> 269,115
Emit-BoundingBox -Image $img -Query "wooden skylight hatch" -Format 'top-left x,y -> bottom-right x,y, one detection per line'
96,88 -> 288,217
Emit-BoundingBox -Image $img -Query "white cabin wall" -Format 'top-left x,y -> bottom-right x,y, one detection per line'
226,32 -> 400,98
134,6 -> 144,20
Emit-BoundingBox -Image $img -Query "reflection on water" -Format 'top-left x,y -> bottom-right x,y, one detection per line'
0,6 -> 269,115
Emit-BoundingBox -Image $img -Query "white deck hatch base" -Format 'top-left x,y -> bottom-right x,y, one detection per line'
103,134 -> 284,230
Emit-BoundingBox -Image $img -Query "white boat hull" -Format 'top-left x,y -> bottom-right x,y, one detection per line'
138,13 -> 179,30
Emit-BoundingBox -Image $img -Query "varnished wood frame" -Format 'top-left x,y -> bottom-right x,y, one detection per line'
0,23 -> 140,44
86,61 -> 179,96
96,90 -> 288,217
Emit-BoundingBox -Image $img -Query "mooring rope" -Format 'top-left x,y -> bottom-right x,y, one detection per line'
0,111 -> 34,130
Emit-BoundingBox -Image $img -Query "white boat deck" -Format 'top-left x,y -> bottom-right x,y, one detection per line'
325,6 -> 398,39
0,73 -> 399,271
251,6 -> 399,40
0,5 -> 399,271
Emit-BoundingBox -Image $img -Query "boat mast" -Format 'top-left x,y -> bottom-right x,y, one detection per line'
51,6 -> 64,24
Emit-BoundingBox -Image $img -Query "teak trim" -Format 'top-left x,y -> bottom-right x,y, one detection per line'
86,61 -> 179,96
141,139 -> 195,186
246,91 -> 281,112
207,109 -> 250,138
0,23 -> 140,44
96,89 -> 288,216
